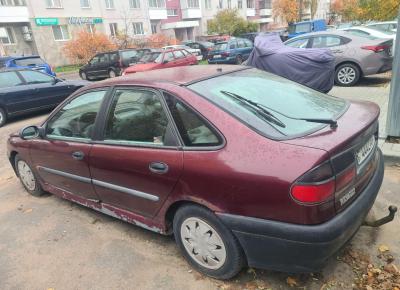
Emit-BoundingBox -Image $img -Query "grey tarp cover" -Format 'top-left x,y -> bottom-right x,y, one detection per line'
246,33 -> 335,93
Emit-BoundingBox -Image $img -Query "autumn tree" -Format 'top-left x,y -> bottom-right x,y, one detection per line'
273,0 -> 298,24
310,0 -> 318,19
358,0 -> 400,21
63,30 -> 116,64
207,9 -> 258,36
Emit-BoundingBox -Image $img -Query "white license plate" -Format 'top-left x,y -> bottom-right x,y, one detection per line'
356,136 -> 376,165
213,54 -> 221,58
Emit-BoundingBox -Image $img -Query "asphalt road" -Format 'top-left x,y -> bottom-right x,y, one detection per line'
0,73 -> 399,290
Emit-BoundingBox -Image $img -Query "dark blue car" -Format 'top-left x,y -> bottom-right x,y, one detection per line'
208,38 -> 254,64
0,55 -> 56,76
0,69 -> 88,127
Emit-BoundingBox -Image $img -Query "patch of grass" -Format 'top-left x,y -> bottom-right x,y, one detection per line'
199,60 -> 209,65
54,64 -> 81,73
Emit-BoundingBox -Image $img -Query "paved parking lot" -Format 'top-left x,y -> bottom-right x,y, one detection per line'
1,73 -> 399,290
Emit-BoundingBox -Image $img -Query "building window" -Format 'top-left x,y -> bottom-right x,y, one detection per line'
129,0 -> 140,8
218,0 -> 223,9
204,0 -> 211,9
259,0 -> 271,9
187,0 -> 199,8
0,27 -> 15,45
132,22 -> 144,35
105,0 -> 114,9
227,0 -> 231,8
167,9 -> 178,16
151,23 -> 157,34
46,0 -> 62,8
14,0 -> 27,5
52,25 -> 70,41
238,0 -> 242,8
109,23 -> 118,36
1,0 -> 26,5
246,0 -> 254,8
148,0 -> 165,8
80,0 -> 90,8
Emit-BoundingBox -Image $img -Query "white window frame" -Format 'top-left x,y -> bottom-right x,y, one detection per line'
132,22 -> 144,35
0,27 -> 16,45
109,23 -> 118,37
46,0 -> 63,8
167,9 -> 178,16
105,0 -> 114,9
227,0 -> 231,8
204,0 -> 211,9
148,0 -> 165,8
237,0 -> 242,9
80,0 -> 90,8
246,0 -> 254,8
187,0 -> 199,8
52,25 -> 70,41
129,0 -> 140,8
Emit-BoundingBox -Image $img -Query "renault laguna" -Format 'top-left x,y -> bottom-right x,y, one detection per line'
8,65 -> 385,279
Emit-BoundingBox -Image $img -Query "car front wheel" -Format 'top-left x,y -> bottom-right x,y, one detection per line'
80,71 -> 88,80
173,205 -> 245,279
235,55 -> 243,65
0,107 -> 6,127
335,63 -> 360,86
15,155 -> 45,197
109,69 -> 117,78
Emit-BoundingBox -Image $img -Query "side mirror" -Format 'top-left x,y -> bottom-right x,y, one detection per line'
19,125 -> 42,140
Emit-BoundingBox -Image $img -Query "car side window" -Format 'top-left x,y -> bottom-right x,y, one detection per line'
104,89 -> 169,145
244,39 -> 253,47
19,70 -> 54,84
174,50 -> 185,59
181,49 -> 189,56
109,52 -> 119,62
164,52 -> 175,62
46,90 -> 107,140
98,54 -> 109,63
237,39 -> 246,48
164,93 -> 221,147
0,71 -> 23,88
229,41 -> 237,49
90,56 -> 99,65
286,38 -> 309,48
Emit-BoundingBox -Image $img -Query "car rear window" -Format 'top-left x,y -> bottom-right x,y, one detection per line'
188,68 -> 348,140
213,43 -> 228,51
120,50 -> 138,61
13,57 -> 45,66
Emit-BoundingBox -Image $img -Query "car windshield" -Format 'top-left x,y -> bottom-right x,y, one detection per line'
14,57 -> 45,66
188,68 -> 348,139
213,43 -> 228,51
288,23 -> 311,34
121,50 -> 138,60
139,52 -> 162,63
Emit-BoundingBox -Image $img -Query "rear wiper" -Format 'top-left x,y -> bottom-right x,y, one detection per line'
220,90 -> 286,128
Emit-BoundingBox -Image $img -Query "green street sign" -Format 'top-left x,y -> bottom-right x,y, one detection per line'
35,18 -> 59,26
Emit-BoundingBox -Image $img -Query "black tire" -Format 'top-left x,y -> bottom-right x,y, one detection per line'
235,55 -> 243,65
80,71 -> 88,80
173,205 -> 245,280
108,69 -> 117,78
335,63 -> 360,87
15,155 -> 45,197
0,107 -> 6,127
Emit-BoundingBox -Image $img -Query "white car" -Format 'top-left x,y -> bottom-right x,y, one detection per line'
163,45 -> 202,61
340,26 -> 396,53
366,21 -> 397,33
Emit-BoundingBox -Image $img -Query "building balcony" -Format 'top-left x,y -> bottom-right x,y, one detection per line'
161,20 -> 199,30
246,9 -> 256,17
149,9 -> 168,20
181,8 -> 201,19
259,8 -> 272,16
0,6 -> 29,23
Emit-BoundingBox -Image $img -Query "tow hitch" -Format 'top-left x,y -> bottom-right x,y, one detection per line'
363,205 -> 397,227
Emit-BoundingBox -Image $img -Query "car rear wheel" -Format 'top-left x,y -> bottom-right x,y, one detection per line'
173,205 -> 245,279
80,71 -> 88,80
109,69 -> 117,78
235,55 -> 243,65
15,155 -> 45,197
335,63 -> 360,86
0,108 -> 6,127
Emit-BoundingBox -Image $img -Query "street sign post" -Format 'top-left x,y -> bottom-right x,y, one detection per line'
386,10 -> 400,138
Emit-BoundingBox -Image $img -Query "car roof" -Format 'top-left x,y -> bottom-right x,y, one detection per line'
4,55 -> 41,60
287,30 -> 351,39
89,65 -> 247,87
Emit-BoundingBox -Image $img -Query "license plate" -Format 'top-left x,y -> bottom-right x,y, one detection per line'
356,136 -> 375,165
213,54 -> 221,58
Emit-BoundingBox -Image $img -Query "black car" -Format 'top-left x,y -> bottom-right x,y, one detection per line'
182,41 -> 214,60
0,69 -> 88,127
79,49 -> 151,80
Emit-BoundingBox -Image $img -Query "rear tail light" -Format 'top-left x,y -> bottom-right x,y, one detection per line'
291,158 -> 356,205
221,52 -> 230,57
361,45 -> 389,53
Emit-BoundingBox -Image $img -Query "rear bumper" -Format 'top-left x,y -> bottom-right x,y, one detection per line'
217,149 -> 384,273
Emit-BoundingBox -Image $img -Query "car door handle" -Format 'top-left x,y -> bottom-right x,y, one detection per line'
149,162 -> 169,174
72,151 -> 85,160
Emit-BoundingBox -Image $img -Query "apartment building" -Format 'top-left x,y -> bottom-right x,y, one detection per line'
0,0 -> 282,66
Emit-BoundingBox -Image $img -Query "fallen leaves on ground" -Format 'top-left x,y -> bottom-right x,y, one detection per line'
286,276 -> 298,287
378,245 -> 390,253
23,208 -> 32,213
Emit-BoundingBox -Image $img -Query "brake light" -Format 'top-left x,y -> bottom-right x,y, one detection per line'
361,45 -> 389,53
335,165 -> 356,191
292,179 -> 335,203
221,52 -> 230,57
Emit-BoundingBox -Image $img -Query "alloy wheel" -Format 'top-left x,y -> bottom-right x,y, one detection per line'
109,70 -> 116,78
180,217 -> 227,270
17,160 -> 36,191
337,66 -> 356,85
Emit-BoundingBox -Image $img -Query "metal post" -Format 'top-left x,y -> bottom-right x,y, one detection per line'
386,9 -> 400,138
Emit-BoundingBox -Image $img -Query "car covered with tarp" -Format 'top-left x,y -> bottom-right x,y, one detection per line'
246,33 -> 335,93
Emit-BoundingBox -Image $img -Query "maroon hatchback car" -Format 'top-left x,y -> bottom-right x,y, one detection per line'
8,65 -> 384,279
